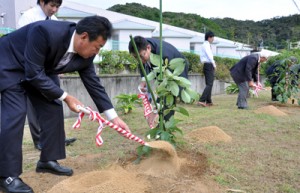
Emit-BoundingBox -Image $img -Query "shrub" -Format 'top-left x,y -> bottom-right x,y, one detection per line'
114,93 -> 142,114
98,50 -> 138,74
97,50 -> 240,80
181,52 -> 201,73
225,83 -> 239,94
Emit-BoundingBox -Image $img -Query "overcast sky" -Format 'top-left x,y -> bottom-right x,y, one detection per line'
66,0 -> 300,21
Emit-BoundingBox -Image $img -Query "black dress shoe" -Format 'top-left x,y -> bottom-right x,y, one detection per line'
0,177 -> 33,193
238,107 -> 248,110
34,143 -> 42,151
65,138 -> 77,146
36,161 -> 73,176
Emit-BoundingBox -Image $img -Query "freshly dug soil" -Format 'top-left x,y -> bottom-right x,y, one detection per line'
255,105 -> 287,116
186,126 -> 232,143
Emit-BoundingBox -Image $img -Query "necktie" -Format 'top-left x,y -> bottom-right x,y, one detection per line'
56,52 -> 74,70
45,16 -> 49,20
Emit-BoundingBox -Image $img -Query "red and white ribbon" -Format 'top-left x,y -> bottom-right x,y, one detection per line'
72,107 -> 104,146
73,106 -> 148,146
138,93 -> 153,117
253,82 -> 265,97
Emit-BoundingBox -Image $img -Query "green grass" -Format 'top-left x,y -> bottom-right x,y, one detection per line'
22,90 -> 300,192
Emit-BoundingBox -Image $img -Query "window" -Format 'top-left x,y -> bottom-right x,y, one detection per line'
112,34 -> 119,50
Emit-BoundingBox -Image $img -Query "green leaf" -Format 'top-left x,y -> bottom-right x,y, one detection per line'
181,89 -> 191,103
165,69 -> 173,78
186,88 -> 200,100
160,131 -> 170,141
173,106 -> 189,116
150,53 -> 162,66
166,94 -> 175,106
176,77 -> 191,87
167,81 -> 180,96
169,58 -> 185,70
146,71 -> 156,81
173,64 -> 185,76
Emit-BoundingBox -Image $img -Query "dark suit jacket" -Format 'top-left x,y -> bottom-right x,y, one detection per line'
0,20 -> 113,112
140,38 -> 189,78
230,54 -> 259,84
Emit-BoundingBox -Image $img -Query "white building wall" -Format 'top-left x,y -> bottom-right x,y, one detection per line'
162,38 -> 191,52
0,0 -> 35,29
118,29 -> 153,51
193,43 -> 202,55
216,47 -> 238,58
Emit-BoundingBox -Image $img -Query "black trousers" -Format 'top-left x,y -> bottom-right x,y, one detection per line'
200,62 -> 215,103
0,81 -> 65,177
27,98 -> 41,146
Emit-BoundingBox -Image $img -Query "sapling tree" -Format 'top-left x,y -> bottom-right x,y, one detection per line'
272,58 -> 300,104
130,36 -> 199,157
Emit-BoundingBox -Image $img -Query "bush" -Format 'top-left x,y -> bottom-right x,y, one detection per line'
98,50 -> 138,74
225,83 -> 239,94
114,93 -> 142,114
97,50 -> 239,80
262,50 -> 300,75
181,52 -> 201,73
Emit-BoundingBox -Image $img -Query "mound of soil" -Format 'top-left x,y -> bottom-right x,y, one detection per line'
44,141 -> 223,193
186,126 -> 232,143
48,165 -> 149,193
255,105 -> 287,116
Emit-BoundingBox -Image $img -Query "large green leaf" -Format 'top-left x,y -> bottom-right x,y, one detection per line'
146,71 -> 156,81
165,117 -> 181,129
176,77 -> 191,87
149,53 -> 161,66
173,106 -> 189,116
169,58 -> 185,70
167,81 -> 180,96
165,69 -> 173,78
181,89 -> 191,103
186,88 -> 200,100
166,94 -> 175,106
173,64 -> 185,76
160,131 -> 171,141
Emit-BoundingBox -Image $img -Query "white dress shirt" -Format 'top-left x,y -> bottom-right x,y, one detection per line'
18,5 -> 58,28
199,41 -> 216,68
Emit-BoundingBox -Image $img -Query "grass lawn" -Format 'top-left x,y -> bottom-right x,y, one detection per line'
22,90 -> 300,193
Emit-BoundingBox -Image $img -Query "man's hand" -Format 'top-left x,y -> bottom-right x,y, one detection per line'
111,117 -> 131,133
64,95 -> 84,113
139,81 -> 147,93
248,81 -> 256,89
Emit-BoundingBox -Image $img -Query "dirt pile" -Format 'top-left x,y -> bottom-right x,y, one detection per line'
48,165 -> 149,193
131,140 -> 184,177
46,140 -> 222,193
186,126 -> 232,143
255,105 -> 287,116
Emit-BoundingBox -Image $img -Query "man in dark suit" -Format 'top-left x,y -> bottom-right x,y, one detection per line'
128,36 -> 189,124
0,16 -> 130,193
18,0 -> 77,151
230,52 -> 269,109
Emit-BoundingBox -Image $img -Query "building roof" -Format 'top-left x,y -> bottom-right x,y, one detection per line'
57,7 -> 95,18
152,29 -> 193,38
216,42 -> 237,48
190,36 -> 204,43
113,19 -> 156,30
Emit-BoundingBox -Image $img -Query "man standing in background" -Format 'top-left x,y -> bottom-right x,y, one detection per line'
18,0 -> 77,150
198,31 -> 216,107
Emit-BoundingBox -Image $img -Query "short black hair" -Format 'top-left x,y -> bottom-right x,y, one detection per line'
37,0 -> 62,6
76,16 -> 113,42
205,31 -> 214,41
128,36 -> 149,54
